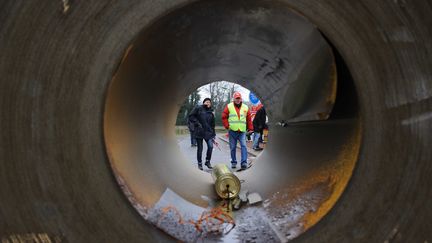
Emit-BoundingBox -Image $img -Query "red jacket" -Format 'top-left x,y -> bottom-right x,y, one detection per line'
221,103 -> 253,131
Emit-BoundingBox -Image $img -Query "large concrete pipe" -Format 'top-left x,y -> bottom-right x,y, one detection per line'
0,0 -> 431,242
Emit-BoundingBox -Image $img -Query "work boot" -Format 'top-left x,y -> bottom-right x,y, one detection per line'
198,163 -> 203,170
241,162 -> 248,170
205,161 -> 213,169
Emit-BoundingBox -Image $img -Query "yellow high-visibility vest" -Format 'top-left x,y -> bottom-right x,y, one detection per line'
227,102 -> 249,132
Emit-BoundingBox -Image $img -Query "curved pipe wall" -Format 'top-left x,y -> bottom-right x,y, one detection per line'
0,0 -> 431,242
104,0 -> 341,210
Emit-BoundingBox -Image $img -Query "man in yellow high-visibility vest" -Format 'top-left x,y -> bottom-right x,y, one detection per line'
221,92 -> 253,170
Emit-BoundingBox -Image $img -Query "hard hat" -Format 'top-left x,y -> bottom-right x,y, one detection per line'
233,92 -> 242,99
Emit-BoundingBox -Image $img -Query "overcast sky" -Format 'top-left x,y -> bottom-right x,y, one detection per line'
198,81 -> 251,102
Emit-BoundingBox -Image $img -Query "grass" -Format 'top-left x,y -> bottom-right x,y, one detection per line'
175,126 -> 227,135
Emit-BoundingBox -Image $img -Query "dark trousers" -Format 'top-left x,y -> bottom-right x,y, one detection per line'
196,138 -> 213,164
190,132 -> 197,145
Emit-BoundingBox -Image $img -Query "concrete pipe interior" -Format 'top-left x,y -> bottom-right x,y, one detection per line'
104,1 -> 360,241
1,0 -> 431,242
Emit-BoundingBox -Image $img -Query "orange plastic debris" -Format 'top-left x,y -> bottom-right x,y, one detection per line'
157,205 -> 236,234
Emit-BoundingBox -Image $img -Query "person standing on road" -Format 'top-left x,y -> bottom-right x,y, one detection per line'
188,98 -> 215,170
187,117 -> 197,147
221,92 -> 253,170
252,105 -> 267,151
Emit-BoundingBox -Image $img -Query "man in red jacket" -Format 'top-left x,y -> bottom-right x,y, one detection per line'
221,92 -> 253,169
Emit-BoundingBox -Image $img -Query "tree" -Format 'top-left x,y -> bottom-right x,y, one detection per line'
176,89 -> 201,125
203,81 -> 239,126
176,81 -> 241,126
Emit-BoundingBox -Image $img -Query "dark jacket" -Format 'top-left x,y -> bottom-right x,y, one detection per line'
253,107 -> 267,132
188,105 -> 216,140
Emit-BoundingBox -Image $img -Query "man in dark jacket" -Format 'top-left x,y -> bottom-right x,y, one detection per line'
252,105 -> 267,151
188,98 -> 216,170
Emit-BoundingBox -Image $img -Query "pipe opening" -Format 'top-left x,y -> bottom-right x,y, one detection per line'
104,0 -> 361,241
176,81 -> 270,173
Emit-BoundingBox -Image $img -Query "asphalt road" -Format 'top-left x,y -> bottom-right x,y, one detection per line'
176,133 -> 259,171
